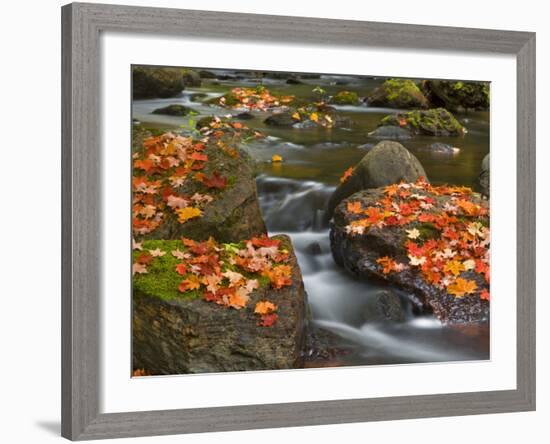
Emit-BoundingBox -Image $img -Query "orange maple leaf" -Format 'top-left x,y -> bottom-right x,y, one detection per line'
254,301 -> 277,315
340,167 -> 353,184
447,278 -> 478,298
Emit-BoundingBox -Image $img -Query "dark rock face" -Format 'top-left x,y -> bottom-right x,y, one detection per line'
423,80 -> 490,112
234,112 -> 254,120
133,235 -> 308,374
132,67 -> 184,99
144,144 -> 266,243
380,108 -> 466,137
286,77 -> 303,85
368,125 -> 412,140
151,104 -> 191,116
264,111 -> 297,127
362,290 -> 406,323
367,79 -> 429,109
330,188 -> 490,324
479,154 -> 490,197
327,141 -> 427,218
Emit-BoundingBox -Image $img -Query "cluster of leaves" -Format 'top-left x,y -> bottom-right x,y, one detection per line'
132,118 -> 263,237
289,103 -> 336,128
133,235 -> 293,326
217,86 -> 294,111
343,178 -> 490,301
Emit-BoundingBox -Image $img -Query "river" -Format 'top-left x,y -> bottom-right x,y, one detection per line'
132,71 -> 490,367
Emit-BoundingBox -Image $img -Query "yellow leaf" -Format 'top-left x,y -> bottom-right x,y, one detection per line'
291,112 -> 301,120
443,260 -> 465,276
447,278 -> 478,298
176,207 -> 202,223
309,112 -> 319,122
271,154 -> 283,163
254,301 -> 277,315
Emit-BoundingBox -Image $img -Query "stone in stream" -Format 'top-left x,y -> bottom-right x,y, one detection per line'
327,141 -> 427,218
367,125 -> 412,140
479,153 -> 490,197
181,69 -> 202,87
366,78 -> 430,109
362,290 -> 406,323
198,69 -> 217,79
133,235 -> 308,374
132,66 -> 185,99
330,186 -> 490,324
420,143 -> 460,155
151,104 -> 191,116
422,80 -> 490,112
134,128 -> 266,243
264,109 -> 352,129
379,108 -> 466,137
330,90 -> 360,105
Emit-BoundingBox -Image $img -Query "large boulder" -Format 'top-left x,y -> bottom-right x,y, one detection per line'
182,69 -> 202,87
132,235 -> 308,374
423,80 -> 490,112
479,154 -> 490,197
327,141 -> 427,218
366,79 -> 430,109
379,108 -> 466,136
330,182 -> 490,324
132,67 -> 185,99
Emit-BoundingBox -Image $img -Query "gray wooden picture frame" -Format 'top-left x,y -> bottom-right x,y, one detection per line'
61,2 -> 536,440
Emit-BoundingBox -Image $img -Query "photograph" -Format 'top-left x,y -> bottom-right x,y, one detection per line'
130,65 -> 491,376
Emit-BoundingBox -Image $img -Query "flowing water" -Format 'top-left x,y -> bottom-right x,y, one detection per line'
133,71 -> 490,366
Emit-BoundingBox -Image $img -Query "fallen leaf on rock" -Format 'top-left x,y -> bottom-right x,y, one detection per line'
176,207 -> 202,223
254,301 -> 277,315
132,263 -> 148,276
447,278 -> 478,298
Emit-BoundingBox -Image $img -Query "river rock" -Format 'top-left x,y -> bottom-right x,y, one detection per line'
189,93 -> 208,102
423,80 -> 490,112
362,290 -> 406,323
368,125 -> 412,140
151,104 -> 191,116
286,77 -> 303,85
138,131 -> 266,243
479,154 -> 490,197
132,66 -> 185,99
366,79 -> 430,109
264,110 -> 352,129
379,108 -> 466,136
133,235 -> 308,374
420,143 -> 460,155
330,91 -> 360,105
264,111 -> 297,127
182,69 -> 202,87
327,141 -> 427,218
330,188 -> 490,324
234,112 -> 254,120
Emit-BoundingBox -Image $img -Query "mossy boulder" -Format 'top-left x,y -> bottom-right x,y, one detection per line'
379,108 -> 466,136
264,107 -> 352,129
132,235 -> 308,374
330,187 -> 489,324
207,91 -> 240,107
366,79 -> 429,109
181,69 -> 202,87
327,141 -> 427,218
143,142 -> 266,243
330,90 -> 359,105
151,104 -> 191,116
132,67 -> 185,99
423,80 -> 490,112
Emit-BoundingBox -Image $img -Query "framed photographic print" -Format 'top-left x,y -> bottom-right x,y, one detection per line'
61,2 -> 536,440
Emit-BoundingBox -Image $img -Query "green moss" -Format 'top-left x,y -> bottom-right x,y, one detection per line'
380,108 -> 464,136
331,90 -> 359,105
416,223 -> 440,240
133,240 -> 200,302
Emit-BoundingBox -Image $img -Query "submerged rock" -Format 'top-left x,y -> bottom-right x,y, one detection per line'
423,80 -> 490,112
132,66 -> 185,99
264,109 -> 352,129
362,290 -> 406,323
151,104 -> 191,116
420,143 -> 460,155
327,141 -> 427,218
198,69 -> 217,79
133,235 -> 308,374
330,185 -> 490,324
366,79 -> 429,109
379,108 -> 466,136
368,125 -> 412,140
